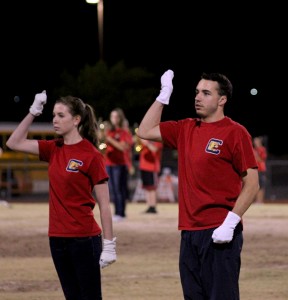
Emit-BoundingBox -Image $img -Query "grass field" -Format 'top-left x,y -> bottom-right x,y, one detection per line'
0,201 -> 288,299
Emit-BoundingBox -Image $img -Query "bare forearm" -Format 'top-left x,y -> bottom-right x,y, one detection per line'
95,183 -> 114,240
137,101 -> 163,141
138,70 -> 174,141
106,136 -> 126,151
6,113 -> 35,150
232,169 -> 259,217
100,205 -> 114,240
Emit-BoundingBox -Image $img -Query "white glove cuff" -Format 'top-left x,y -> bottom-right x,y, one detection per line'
103,237 -> 117,247
156,86 -> 173,105
29,106 -> 41,117
224,211 -> 241,228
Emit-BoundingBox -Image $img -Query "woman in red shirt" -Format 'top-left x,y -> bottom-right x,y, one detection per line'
104,108 -> 130,221
6,91 -> 116,300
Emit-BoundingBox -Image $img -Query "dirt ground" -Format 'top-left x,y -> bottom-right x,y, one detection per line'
0,201 -> 288,300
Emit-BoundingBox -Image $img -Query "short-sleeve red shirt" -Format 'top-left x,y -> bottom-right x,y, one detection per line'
104,128 -> 128,166
139,141 -> 163,173
160,117 -> 257,230
38,138 -> 108,237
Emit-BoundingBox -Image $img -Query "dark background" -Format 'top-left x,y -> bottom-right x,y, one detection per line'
2,1 -> 287,156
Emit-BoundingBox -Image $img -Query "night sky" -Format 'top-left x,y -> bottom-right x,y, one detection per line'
2,1 -> 287,156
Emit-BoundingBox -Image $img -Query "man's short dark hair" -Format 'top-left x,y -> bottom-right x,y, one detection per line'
201,72 -> 233,101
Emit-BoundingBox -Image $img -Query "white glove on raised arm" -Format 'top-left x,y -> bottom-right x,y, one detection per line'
212,211 -> 241,244
29,90 -> 47,116
99,237 -> 117,269
156,69 -> 174,105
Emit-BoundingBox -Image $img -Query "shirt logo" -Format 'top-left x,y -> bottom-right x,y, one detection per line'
66,159 -> 83,172
205,138 -> 223,155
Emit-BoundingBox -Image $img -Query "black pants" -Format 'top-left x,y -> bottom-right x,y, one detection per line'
179,225 -> 243,300
49,235 -> 102,300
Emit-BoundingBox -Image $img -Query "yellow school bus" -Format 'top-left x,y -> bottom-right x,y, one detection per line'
0,122 -> 57,198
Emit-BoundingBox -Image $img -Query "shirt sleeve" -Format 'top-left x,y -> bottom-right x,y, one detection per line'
159,120 -> 179,149
38,139 -> 55,162
232,127 -> 258,175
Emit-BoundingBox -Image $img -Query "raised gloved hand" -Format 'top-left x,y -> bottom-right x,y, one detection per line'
99,237 -> 117,269
212,211 -> 241,244
156,69 -> 174,105
29,90 -> 47,116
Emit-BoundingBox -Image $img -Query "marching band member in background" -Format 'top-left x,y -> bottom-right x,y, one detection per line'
253,136 -> 268,204
104,108 -> 130,222
138,138 -> 163,213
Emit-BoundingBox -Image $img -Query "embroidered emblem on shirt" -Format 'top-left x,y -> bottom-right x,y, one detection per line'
205,138 -> 223,155
66,159 -> 83,172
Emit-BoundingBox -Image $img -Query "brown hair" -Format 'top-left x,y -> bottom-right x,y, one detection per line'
56,96 -> 99,146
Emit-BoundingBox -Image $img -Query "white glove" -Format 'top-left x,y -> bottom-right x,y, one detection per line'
212,211 -> 241,244
29,90 -> 47,116
99,237 -> 117,269
156,69 -> 174,105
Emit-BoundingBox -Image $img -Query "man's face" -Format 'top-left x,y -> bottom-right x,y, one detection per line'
195,79 -> 224,119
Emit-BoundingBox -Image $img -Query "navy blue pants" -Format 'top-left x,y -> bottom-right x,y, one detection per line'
179,225 -> 243,300
106,165 -> 128,217
49,235 -> 102,300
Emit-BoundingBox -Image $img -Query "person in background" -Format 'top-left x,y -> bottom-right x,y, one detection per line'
137,70 -> 259,299
0,147 -> 6,201
253,136 -> 268,204
123,119 -> 135,175
6,91 -> 116,300
123,118 -> 135,202
139,138 -> 163,213
104,108 -> 130,222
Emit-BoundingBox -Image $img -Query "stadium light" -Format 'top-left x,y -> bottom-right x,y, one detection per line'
86,0 -> 104,61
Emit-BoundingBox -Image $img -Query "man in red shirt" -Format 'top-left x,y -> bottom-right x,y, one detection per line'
137,70 -> 259,299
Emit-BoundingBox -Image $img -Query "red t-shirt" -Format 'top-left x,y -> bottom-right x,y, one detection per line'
124,129 -> 134,170
253,146 -> 267,172
160,117 -> 258,230
139,141 -> 163,173
105,128 -> 128,166
38,138 -> 109,237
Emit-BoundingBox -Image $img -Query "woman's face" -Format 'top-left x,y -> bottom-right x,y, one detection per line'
110,110 -> 121,127
52,103 -> 79,136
